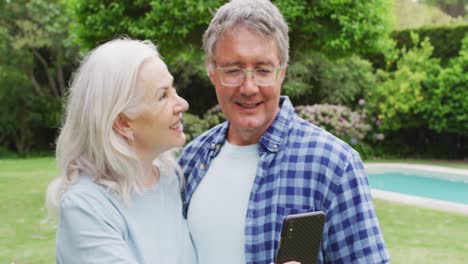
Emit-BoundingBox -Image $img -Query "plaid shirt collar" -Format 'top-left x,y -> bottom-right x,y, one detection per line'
208,96 -> 294,154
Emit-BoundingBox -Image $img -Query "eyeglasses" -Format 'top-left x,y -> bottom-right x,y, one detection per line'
216,66 -> 282,86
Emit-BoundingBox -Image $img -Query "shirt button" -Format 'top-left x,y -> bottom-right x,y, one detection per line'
273,144 -> 278,150
200,163 -> 206,170
210,143 -> 216,148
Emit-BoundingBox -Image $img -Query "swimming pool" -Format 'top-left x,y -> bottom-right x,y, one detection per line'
366,169 -> 468,205
365,163 -> 468,214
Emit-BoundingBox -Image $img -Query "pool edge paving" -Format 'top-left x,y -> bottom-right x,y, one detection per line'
365,163 -> 468,215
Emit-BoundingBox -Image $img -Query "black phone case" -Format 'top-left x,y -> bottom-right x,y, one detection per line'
276,211 -> 326,264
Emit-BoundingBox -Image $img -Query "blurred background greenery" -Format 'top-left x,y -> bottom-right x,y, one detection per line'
0,0 -> 466,160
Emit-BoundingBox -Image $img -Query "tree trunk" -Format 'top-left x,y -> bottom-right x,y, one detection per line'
27,71 -> 45,97
57,66 -> 65,97
56,47 -> 66,96
32,48 -> 60,97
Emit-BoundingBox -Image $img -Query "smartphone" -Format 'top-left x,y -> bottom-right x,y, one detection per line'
276,211 -> 326,264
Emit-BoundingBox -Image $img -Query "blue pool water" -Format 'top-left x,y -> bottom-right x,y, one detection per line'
367,170 -> 468,204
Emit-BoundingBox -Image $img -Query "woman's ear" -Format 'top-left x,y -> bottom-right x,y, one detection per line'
113,113 -> 133,141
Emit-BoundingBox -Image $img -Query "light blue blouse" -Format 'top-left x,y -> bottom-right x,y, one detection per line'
56,169 -> 197,264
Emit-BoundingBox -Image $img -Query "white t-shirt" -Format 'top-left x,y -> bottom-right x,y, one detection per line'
187,141 -> 260,264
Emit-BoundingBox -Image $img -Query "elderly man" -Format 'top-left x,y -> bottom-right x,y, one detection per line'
179,0 -> 390,263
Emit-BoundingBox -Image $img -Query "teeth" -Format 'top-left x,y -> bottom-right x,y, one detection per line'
241,103 -> 257,108
170,123 -> 181,129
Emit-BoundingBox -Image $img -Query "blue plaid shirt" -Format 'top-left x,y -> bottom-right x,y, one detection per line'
179,96 -> 390,264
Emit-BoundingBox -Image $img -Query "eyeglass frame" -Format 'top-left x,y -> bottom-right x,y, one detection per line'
215,65 -> 283,87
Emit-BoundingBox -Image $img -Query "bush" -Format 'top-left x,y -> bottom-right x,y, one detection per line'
423,34 -> 468,135
370,129 -> 468,159
367,33 -> 441,131
182,104 -> 227,144
392,24 -> 468,64
182,113 -> 210,143
0,64 -> 61,153
295,104 -> 371,144
203,105 -> 226,129
367,24 -> 468,68
285,52 -> 377,108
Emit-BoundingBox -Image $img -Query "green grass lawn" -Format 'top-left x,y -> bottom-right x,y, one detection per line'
1,157 -> 467,263
0,157 -> 56,263
375,199 -> 468,264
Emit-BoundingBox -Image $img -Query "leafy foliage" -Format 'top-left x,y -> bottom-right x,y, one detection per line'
367,33 -> 442,131
275,0 -> 394,57
68,0 -> 394,126
392,24 -> 468,64
285,52 -> 377,108
182,113 -> 209,143
0,0 -> 78,153
423,34 -> 468,135
182,104 -> 226,143
70,0 -> 393,61
203,104 -> 226,129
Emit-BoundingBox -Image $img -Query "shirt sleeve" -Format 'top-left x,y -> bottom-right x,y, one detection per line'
56,191 -> 138,264
323,154 -> 390,263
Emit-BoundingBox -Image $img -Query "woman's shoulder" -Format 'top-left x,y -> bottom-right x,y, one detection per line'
60,176 -> 120,214
59,176 -> 128,230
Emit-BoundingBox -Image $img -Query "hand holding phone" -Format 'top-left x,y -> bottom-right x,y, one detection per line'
276,211 -> 325,264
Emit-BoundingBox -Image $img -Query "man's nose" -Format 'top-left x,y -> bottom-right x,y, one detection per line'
240,70 -> 258,95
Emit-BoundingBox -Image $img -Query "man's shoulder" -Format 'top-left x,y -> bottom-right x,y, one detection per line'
288,115 -> 359,162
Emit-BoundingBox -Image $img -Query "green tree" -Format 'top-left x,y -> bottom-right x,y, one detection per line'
284,51 -> 377,107
278,0 -> 394,57
70,0 -> 393,60
0,0 -> 78,153
367,33 -> 442,131
424,34 -> 468,135
69,0 -> 393,114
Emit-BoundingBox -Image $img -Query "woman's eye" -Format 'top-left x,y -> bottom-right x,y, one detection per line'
159,91 -> 168,101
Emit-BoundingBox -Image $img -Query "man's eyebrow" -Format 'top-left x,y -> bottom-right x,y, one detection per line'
255,60 -> 275,66
218,61 -> 276,67
218,61 -> 243,67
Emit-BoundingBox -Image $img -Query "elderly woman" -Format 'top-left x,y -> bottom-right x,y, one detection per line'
46,38 -> 196,263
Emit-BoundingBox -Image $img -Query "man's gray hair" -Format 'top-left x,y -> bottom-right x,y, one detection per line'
203,0 -> 289,68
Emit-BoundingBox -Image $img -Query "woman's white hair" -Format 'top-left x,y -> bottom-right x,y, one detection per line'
46,38 -> 182,218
